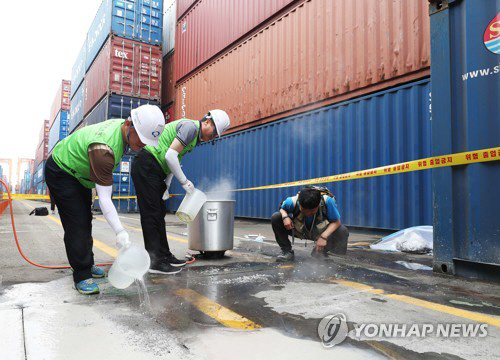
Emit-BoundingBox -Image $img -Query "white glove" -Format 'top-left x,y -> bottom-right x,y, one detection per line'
116,230 -> 131,249
182,180 -> 195,194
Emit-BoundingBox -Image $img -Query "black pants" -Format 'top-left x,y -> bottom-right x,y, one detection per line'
271,212 -> 349,254
131,150 -> 172,265
49,193 -> 56,211
45,156 -> 94,283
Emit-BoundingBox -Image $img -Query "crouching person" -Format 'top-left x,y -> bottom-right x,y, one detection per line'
271,187 -> 349,262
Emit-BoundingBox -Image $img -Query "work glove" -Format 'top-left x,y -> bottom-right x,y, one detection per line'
182,180 -> 195,194
116,230 -> 131,249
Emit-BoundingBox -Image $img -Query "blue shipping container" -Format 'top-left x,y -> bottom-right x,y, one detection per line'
48,111 -> 69,153
430,1 -> 500,281
168,79 -> 433,230
69,81 -> 85,133
86,0 -> 163,71
93,155 -> 137,213
71,41 -> 86,98
84,94 -> 160,126
35,161 -> 45,185
36,182 -> 46,195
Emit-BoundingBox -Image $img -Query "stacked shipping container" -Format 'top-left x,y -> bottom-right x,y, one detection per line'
175,0 -> 430,132
70,41 -> 87,133
48,80 -> 71,153
164,0 -> 432,230
70,0 -> 164,134
48,110 -> 70,153
34,119 -> 49,194
84,35 -> 162,116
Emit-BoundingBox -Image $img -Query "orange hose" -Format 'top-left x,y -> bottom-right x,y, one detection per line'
1,179 -> 112,269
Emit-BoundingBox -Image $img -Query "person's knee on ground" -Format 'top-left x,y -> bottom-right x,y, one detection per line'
326,225 -> 349,255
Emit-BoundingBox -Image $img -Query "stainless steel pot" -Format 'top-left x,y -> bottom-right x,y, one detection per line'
188,200 -> 235,252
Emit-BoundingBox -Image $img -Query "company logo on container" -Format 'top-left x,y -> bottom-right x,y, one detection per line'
115,49 -> 129,59
484,13 -> 500,54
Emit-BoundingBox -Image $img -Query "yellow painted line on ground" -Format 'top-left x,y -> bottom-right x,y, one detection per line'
332,279 -> 500,327
175,288 -> 262,330
17,200 -> 117,258
385,294 -> 500,328
95,216 -> 188,243
334,279 -> 385,295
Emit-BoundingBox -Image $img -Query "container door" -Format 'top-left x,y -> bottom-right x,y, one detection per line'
135,0 -> 163,45
134,43 -> 161,99
111,0 -> 137,39
110,38 -> 135,96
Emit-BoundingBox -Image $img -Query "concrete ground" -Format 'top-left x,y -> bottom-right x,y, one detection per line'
1,199 -> 499,360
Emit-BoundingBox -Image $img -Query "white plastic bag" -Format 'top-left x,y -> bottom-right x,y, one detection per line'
370,226 -> 433,254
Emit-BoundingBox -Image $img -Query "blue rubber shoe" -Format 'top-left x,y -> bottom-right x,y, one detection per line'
74,279 -> 100,295
91,265 -> 106,278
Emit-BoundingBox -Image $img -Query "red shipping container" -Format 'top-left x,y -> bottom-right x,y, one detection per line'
49,80 -> 71,127
161,52 -> 175,107
175,0 -> 295,81
84,35 -> 162,116
175,0 -> 430,132
176,0 -> 197,20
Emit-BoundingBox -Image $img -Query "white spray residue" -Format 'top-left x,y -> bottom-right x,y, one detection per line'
204,178 -> 236,201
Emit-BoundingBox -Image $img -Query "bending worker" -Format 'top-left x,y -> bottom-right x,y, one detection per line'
271,186 -> 349,262
131,110 -> 230,275
45,105 -> 165,295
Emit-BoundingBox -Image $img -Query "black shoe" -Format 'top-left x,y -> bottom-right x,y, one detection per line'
165,254 -> 187,267
276,249 -> 295,262
148,261 -> 182,275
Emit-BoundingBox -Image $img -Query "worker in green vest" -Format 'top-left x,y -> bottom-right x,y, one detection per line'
45,105 -> 165,295
131,110 -> 230,274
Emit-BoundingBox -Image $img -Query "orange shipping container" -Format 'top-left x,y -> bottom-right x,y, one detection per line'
175,0 -> 296,81
175,0 -> 430,132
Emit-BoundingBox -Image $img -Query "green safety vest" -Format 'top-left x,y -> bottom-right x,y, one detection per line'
52,119 -> 126,189
144,119 -> 200,175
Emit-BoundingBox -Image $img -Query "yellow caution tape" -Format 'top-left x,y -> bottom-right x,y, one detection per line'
3,147 -> 499,200
235,146 -> 500,191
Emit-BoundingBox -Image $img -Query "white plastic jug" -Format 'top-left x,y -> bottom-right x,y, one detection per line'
176,188 -> 207,223
108,245 -> 151,289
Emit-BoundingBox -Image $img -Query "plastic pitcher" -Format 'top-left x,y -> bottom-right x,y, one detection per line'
176,188 -> 207,223
108,245 -> 151,289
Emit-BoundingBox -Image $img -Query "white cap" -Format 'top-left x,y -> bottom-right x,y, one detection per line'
130,104 -> 165,146
207,109 -> 230,137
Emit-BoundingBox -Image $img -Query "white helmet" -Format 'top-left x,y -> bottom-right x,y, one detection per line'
207,109 -> 230,137
130,104 -> 165,146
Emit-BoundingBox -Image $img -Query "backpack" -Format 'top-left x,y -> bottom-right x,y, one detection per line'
29,207 -> 49,216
